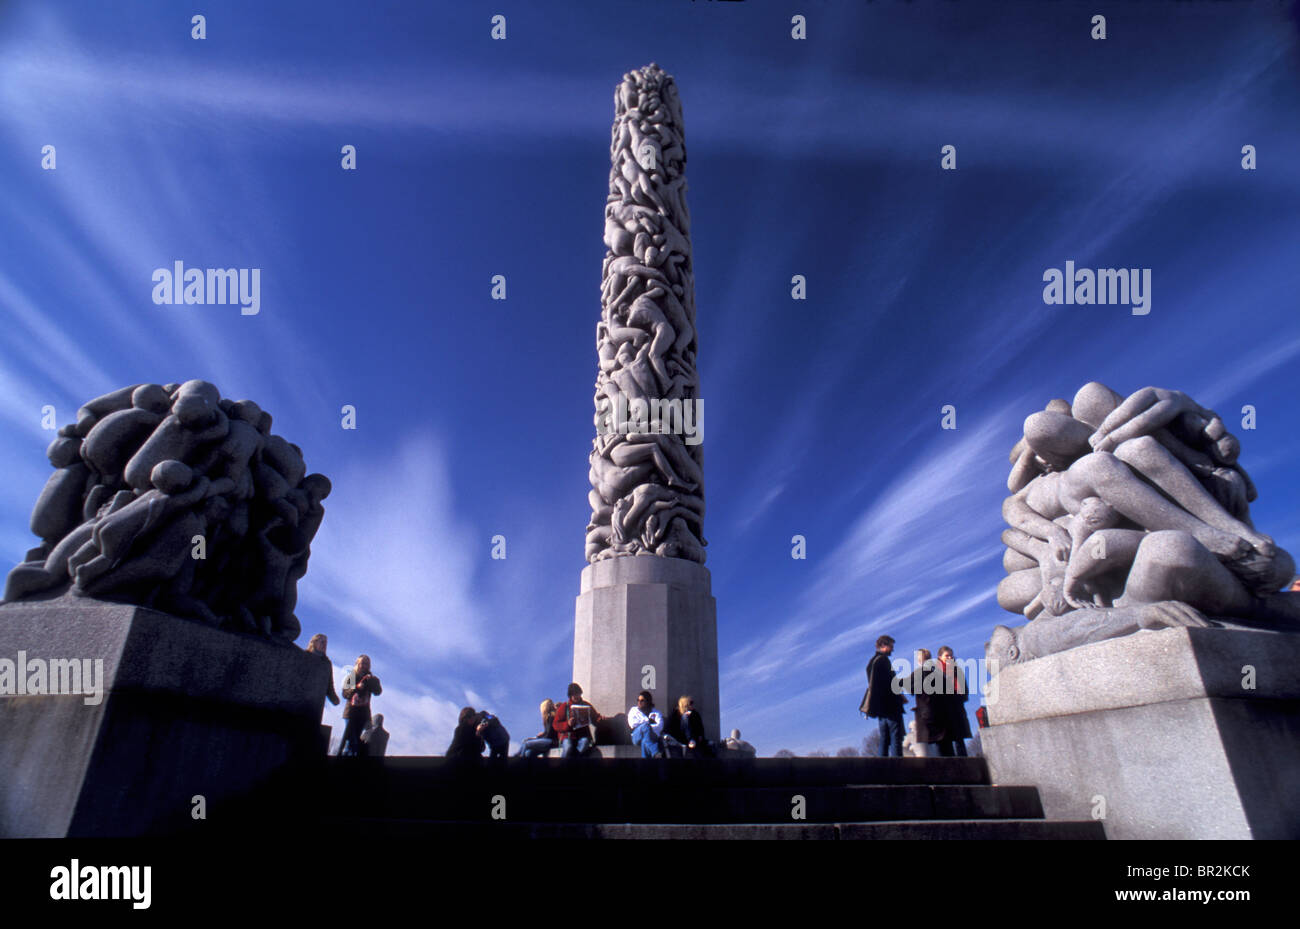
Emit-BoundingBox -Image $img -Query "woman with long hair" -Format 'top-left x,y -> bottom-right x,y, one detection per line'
517,699 -> 559,758
665,695 -> 713,758
338,654 -> 381,756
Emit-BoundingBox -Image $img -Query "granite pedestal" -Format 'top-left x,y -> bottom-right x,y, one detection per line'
574,556 -> 719,741
0,594 -> 329,836
983,626 -> 1300,839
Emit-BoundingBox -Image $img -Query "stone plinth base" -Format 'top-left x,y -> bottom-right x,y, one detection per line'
574,556 -> 719,742
544,744 -> 641,758
983,626 -> 1300,839
0,595 -> 329,837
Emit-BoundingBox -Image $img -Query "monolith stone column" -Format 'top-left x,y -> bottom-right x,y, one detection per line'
575,64 -> 718,744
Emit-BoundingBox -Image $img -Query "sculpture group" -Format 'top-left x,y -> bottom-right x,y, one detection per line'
4,380 -> 329,642
586,64 -> 705,564
989,383 -> 1299,666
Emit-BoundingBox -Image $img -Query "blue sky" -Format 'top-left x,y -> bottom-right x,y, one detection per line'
2,1 -> 1298,755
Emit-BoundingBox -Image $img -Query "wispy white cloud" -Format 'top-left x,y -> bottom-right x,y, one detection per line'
0,17 -> 339,430
5,11 -> 1295,192
300,433 -> 489,661
729,668 -> 866,757
1194,334 -> 1300,410
0,270 -> 117,393
733,481 -> 785,536
723,408 -> 1014,701
0,35 -> 602,138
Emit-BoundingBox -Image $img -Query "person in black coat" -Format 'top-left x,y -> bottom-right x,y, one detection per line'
860,635 -> 906,756
475,710 -> 511,759
445,706 -> 486,758
664,695 -> 713,758
932,646 -> 971,757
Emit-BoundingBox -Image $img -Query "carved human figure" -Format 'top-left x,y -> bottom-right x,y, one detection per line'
1003,444 -> 1272,572
74,383 -> 145,436
123,380 -> 229,491
992,383 -> 1298,668
81,385 -> 170,477
590,432 -> 701,505
999,495 -> 1123,618
656,515 -> 705,561
68,460 -> 233,593
602,255 -> 671,315
5,382 -> 329,642
1011,383 -> 1255,520
29,440 -> 92,549
610,342 -> 659,405
587,64 -> 703,564
1089,386 -> 1234,458
987,600 -> 1214,668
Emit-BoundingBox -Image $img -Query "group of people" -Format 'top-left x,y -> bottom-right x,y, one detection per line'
624,689 -> 712,758
446,706 -> 512,758
861,635 -> 972,757
302,644 -> 738,761
445,683 -> 718,759
306,634 -> 389,757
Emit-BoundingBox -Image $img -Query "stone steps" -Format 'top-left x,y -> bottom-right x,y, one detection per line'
314,818 -> 1105,840
286,756 -> 1105,839
321,783 -> 1046,823
324,755 -> 995,788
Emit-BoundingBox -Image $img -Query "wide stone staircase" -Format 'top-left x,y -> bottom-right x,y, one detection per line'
300,756 -> 1105,839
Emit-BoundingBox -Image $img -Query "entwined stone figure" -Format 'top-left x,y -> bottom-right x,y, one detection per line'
4,380 -> 329,642
587,64 -> 706,564
988,382 -> 1299,668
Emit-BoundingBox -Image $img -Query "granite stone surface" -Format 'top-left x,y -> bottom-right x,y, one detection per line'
984,628 -> 1300,838
0,596 -> 328,836
574,554 -> 718,742
986,625 -> 1300,725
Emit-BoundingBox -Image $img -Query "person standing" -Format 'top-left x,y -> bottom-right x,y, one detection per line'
900,648 -> 938,755
305,633 -> 338,753
338,654 -> 381,757
305,633 -> 339,709
934,646 -> 971,757
860,635 -> 906,757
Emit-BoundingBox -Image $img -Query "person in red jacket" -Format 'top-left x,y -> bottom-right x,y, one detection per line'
553,682 -> 603,757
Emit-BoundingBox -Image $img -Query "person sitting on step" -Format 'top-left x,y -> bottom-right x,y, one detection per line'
517,699 -> 559,758
664,695 -> 712,758
627,690 -> 667,758
554,682 -> 602,757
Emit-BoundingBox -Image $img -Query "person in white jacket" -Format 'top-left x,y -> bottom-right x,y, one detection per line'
627,690 -> 667,758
